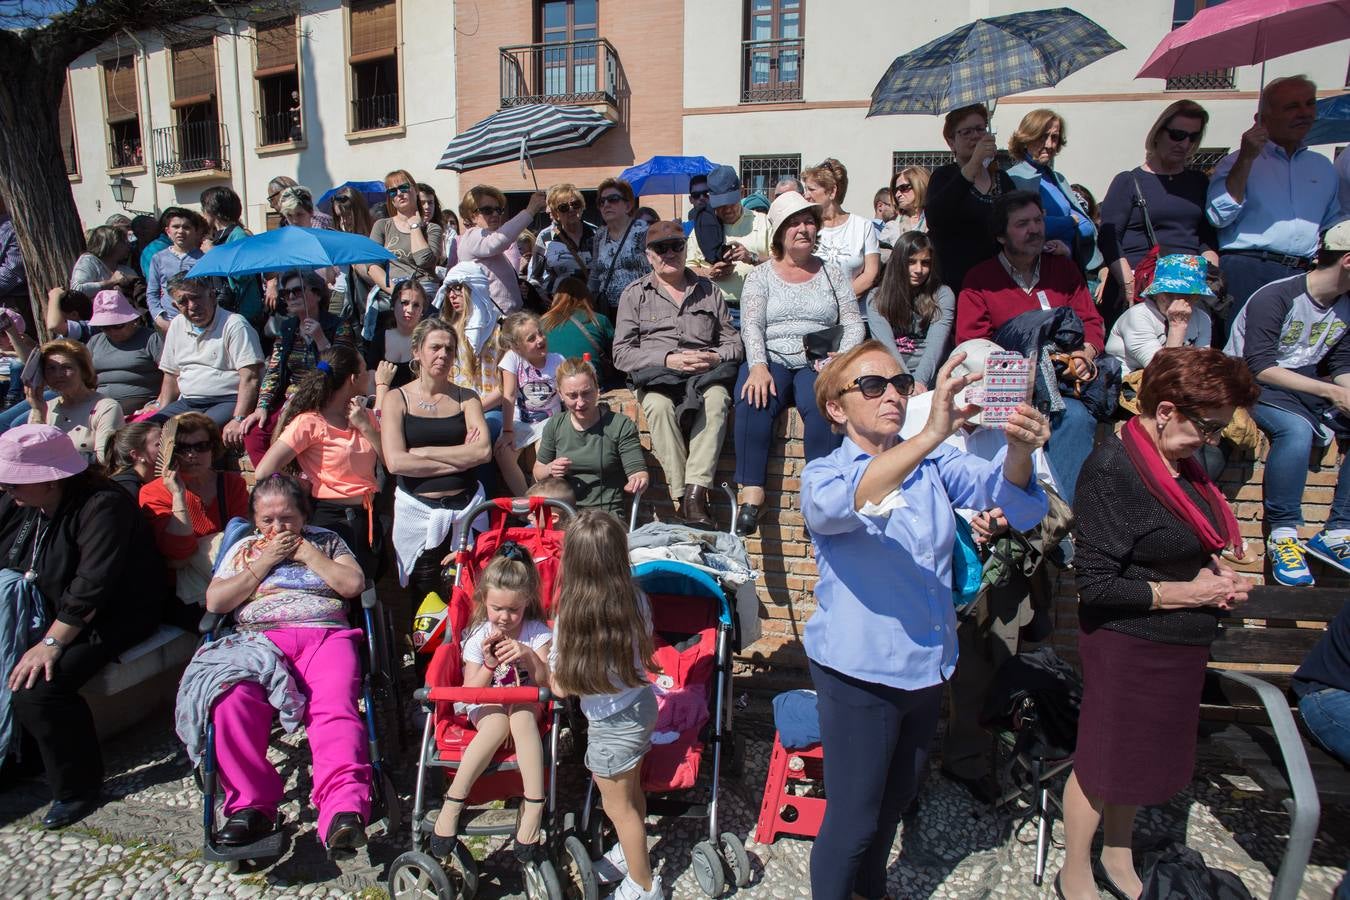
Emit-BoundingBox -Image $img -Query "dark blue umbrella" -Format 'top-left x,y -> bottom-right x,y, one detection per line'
189,226 -> 395,278
1306,93 -> 1350,145
868,8 -> 1123,116
618,155 -> 717,197
316,180 -> 387,215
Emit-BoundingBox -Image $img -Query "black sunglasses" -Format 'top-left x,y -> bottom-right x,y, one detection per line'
175,440 -> 213,455
894,183 -> 914,193
333,195 -> 352,206
1163,126 -> 1203,144
555,200 -> 583,213
839,373 -> 916,399
598,193 -> 626,205
690,190 -> 711,200
280,285 -> 308,299
1178,406 -> 1228,440
477,204 -> 505,217
649,239 -> 687,255
386,183 -> 413,197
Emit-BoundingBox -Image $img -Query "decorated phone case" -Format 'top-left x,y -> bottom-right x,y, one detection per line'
970,350 -> 1032,427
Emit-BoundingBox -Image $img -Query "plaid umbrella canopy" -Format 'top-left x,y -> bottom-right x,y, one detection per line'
435,104 -> 615,174
868,8 -> 1124,117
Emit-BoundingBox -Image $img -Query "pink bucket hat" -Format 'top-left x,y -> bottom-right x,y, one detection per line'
88,290 -> 141,327
0,424 -> 89,484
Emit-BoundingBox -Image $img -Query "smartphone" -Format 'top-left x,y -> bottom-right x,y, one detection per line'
972,350 -> 1033,427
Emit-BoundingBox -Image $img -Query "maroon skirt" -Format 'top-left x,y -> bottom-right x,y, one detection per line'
1073,626 -> 1210,806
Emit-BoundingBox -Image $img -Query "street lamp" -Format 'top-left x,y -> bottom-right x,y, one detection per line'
109,175 -> 136,208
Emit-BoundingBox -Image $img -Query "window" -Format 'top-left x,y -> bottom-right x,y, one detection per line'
255,17 -> 301,146
164,39 -> 225,175
742,0 -> 803,103
740,154 -> 801,197
892,150 -> 955,171
58,75 -> 78,176
538,0 -> 598,97
1166,0 -> 1235,88
349,0 -> 399,132
102,56 -> 142,170
1187,146 -> 1230,175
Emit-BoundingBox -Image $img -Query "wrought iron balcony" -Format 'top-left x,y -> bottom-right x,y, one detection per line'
152,122 -> 230,179
1166,68 -> 1236,91
499,38 -> 622,109
351,93 -> 400,132
741,38 -> 804,104
107,138 -> 144,171
258,109 -> 303,146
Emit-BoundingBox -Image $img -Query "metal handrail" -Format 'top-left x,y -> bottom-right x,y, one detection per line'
498,37 -> 622,108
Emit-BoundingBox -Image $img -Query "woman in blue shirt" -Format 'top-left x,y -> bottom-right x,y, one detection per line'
800,339 -> 1050,900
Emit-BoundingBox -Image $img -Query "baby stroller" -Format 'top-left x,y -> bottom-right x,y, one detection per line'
581,559 -> 750,897
390,497 -> 595,900
192,518 -> 402,872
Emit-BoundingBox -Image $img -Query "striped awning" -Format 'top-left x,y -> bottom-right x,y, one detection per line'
435,104 -> 615,172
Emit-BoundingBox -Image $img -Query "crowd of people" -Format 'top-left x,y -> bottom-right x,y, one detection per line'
0,71 -> 1349,900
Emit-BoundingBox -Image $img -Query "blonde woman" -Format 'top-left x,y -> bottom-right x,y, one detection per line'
459,185 -> 547,316
880,165 -> 930,249
803,158 -> 880,302
527,183 -> 597,300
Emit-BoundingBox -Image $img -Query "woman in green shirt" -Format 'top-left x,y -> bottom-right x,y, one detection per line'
539,277 -> 614,378
533,357 -> 647,516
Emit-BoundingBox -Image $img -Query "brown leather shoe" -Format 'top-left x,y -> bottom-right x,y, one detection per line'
680,485 -> 715,529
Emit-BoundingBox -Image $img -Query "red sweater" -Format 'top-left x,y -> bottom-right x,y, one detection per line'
955,253 -> 1104,353
139,471 -> 250,561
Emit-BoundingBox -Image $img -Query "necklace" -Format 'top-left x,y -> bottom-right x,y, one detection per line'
23,516 -> 50,583
415,392 -> 441,412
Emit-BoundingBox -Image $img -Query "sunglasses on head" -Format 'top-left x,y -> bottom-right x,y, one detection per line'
386,183 -> 413,197
333,195 -> 352,206
839,373 -> 916,399
1163,126 -> 1203,144
598,193 -> 626,206
175,440 -> 212,456
476,204 -> 505,217
1178,406 -> 1228,440
649,239 -> 686,255
555,200 -> 583,213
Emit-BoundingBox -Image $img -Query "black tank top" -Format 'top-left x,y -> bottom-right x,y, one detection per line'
397,388 -> 478,496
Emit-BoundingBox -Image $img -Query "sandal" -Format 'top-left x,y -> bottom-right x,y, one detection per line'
513,797 -> 546,864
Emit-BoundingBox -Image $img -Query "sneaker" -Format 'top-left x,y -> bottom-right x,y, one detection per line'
1304,532 -> 1350,576
1268,537 -> 1315,587
614,874 -> 663,900
594,841 -> 629,885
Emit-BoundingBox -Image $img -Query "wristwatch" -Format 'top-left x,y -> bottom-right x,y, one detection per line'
42,636 -> 64,653
231,414 -> 246,423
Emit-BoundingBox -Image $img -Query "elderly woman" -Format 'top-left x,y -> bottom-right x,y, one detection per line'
1060,348 -> 1257,900
242,270 -> 357,467
800,340 -> 1049,900
69,225 -> 135,297
732,191 -> 864,535
1098,100 -> 1219,318
459,185 -> 546,317
193,474 -> 369,854
0,425 -> 163,829
1105,254 -> 1215,374
85,290 -> 163,416
925,103 -> 1018,294
25,339 -> 124,465
803,159 -> 880,303
588,178 -> 650,313
528,183 -> 597,301
367,169 -> 444,301
533,357 -> 647,515
880,165 -> 930,249
1007,109 -> 1101,276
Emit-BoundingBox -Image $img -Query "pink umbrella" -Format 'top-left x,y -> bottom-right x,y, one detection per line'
1137,0 -> 1350,81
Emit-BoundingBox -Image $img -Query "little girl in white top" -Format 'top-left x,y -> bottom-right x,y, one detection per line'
496,311 -> 564,496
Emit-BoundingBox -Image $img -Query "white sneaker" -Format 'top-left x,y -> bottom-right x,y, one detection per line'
594,841 -> 629,885
614,874 -> 662,900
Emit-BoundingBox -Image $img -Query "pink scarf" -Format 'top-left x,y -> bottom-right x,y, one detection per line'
1120,416 -> 1241,554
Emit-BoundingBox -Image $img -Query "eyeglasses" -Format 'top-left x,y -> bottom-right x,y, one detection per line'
598,193 -> 626,206
689,190 -> 711,200
955,124 -> 989,139
1178,407 -> 1229,441
280,285 -> 308,299
476,205 -> 505,217
267,191 -> 283,204
894,183 -> 914,194
386,183 -> 413,197
175,440 -> 212,456
555,200 -> 583,213
839,373 -> 916,399
1163,126 -> 1204,144
648,239 -> 687,255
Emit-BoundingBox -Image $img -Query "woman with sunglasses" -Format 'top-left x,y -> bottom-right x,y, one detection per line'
588,178 -> 650,313
527,183 -> 597,302
367,169 -> 444,301
331,186 -> 378,323
459,185 -> 547,318
800,339 -> 1049,900
879,165 -> 930,252
1098,100 -> 1219,322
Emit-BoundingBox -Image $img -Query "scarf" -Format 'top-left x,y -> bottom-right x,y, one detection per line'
1120,415 -> 1241,554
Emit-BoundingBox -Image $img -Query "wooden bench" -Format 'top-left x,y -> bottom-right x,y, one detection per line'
1201,585 -> 1349,900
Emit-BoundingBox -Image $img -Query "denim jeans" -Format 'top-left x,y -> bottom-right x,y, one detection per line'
475,408 -> 504,496
0,390 -> 57,433
1045,396 -> 1095,506
1249,402 -> 1350,531
1299,687 -> 1350,766
733,361 -> 841,488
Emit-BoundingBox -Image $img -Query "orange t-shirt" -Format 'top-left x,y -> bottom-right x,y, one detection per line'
277,411 -> 380,500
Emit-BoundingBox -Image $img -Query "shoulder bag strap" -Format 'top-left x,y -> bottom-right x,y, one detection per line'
598,217 -> 638,303
1129,171 -> 1158,248
555,224 -> 591,283
216,471 -> 227,528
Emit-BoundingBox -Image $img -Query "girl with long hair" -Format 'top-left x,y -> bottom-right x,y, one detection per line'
495,311 -> 565,497
539,276 -> 614,374
107,420 -> 162,498
551,509 -> 660,898
866,231 -> 956,392
367,278 -> 429,409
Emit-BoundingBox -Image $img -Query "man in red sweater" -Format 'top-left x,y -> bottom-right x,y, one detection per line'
955,191 -> 1102,502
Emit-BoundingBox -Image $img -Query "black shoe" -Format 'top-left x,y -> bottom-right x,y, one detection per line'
939,766 -> 1001,805
1092,857 -> 1136,900
216,808 -> 274,846
735,503 -> 761,536
429,832 -> 462,861
325,812 -> 366,858
41,792 -> 100,829
513,797 -> 546,864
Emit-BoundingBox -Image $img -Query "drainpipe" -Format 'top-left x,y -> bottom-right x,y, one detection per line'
122,28 -> 160,214
211,3 -> 251,225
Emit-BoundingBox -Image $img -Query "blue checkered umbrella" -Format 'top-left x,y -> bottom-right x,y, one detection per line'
867,8 -> 1123,117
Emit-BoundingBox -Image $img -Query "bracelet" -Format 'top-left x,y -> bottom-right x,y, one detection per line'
243,563 -> 261,584
1149,581 -> 1162,610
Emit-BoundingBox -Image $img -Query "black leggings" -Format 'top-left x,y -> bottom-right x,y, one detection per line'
311,499 -> 386,583
11,639 -> 114,801
405,491 -> 475,627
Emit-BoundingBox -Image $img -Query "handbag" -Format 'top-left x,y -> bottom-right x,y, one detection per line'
803,325 -> 845,363
1129,172 -> 1162,301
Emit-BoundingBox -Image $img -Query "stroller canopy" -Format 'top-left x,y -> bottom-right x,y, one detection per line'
633,560 -> 733,626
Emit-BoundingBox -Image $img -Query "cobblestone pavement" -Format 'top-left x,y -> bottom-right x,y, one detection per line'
0,701 -> 1345,899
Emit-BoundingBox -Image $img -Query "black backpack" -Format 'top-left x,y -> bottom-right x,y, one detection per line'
979,646 -> 1082,760
1140,844 -> 1254,900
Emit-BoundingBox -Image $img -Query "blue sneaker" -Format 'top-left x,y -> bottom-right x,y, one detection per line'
1268,538 -> 1315,587
1304,532 -> 1350,576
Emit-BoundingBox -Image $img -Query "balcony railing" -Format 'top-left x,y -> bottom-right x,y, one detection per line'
107,139 -> 144,171
152,122 -> 229,178
352,93 -> 399,132
741,38 -> 804,103
499,38 -> 622,108
1166,68 -> 1236,91
258,109 -> 303,146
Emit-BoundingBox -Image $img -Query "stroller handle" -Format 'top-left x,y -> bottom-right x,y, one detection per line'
453,496 -> 578,554
416,686 -> 553,706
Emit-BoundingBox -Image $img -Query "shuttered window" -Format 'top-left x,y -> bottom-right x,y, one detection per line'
58,76 -> 77,175
350,0 -> 397,64
255,17 -> 298,78
171,40 -> 217,108
103,57 -> 139,124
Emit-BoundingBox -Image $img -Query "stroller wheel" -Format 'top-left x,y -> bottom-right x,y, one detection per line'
585,809 -> 613,859
692,840 -> 726,897
523,858 -> 563,900
719,832 -> 752,888
560,835 -> 597,900
388,850 -> 457,900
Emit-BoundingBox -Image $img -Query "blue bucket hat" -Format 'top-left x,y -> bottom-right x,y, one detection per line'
1141,253 -> 1215,298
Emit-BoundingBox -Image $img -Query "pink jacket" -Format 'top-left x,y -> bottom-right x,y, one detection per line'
458,210 -> 532,316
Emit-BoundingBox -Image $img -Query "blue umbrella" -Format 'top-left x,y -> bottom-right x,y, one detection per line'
316,180 -> 387,215
618,155 -> 717,197
868,8 -> 1123,116
1306,93 -> 1350,145
189,226 -> 396,279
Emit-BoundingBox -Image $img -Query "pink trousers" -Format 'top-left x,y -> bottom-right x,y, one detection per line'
213,627 -> 371,842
